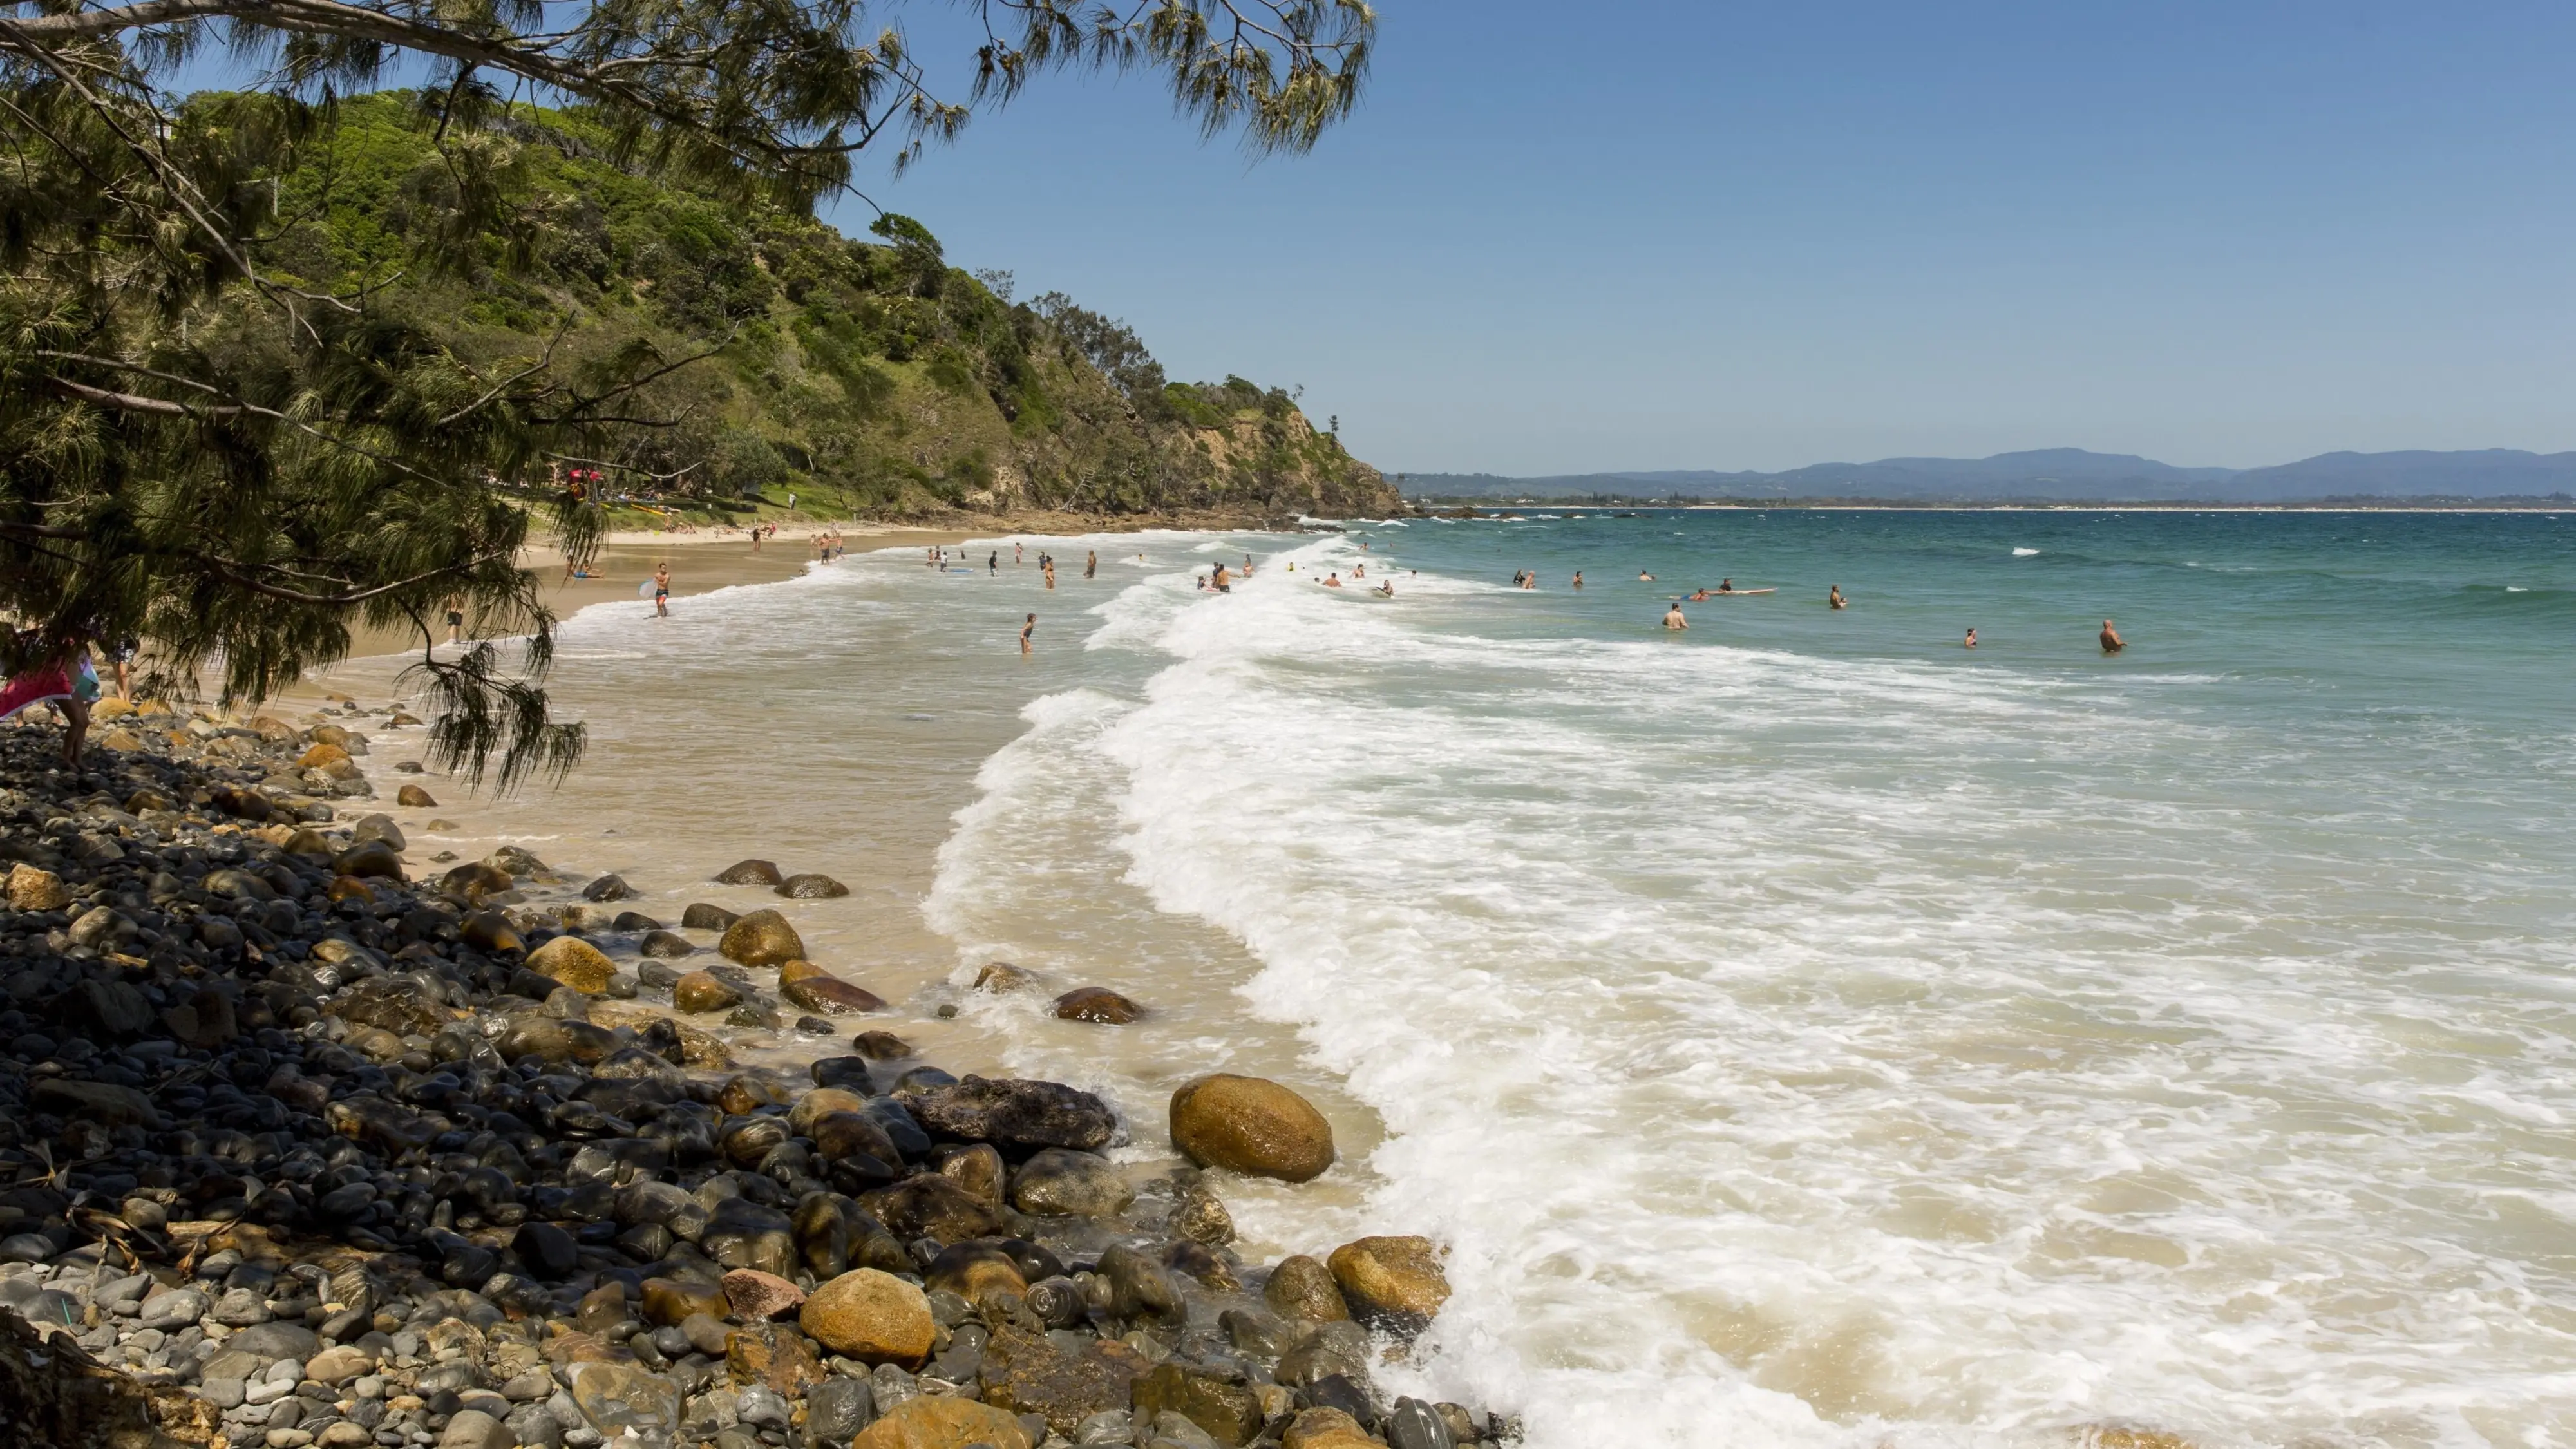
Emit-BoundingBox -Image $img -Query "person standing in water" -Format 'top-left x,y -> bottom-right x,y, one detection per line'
654,562 -> 671,617
443,594 -> 466,644
1638,569 -> 1656,582
1964,627 -> 1977,649
1573,571 -> 1584,589
988,551 -> 998,575
1663,603 -> 1687,630
1042,558 -> 1056,591
1015,542 -> 1024,565
1829,585 -> 1846,609
2101,618 -> 2125,654
1020,613 -> 1036,655
1084,551 -> 1097,580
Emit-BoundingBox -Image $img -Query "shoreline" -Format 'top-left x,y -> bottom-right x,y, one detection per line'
0,640 -> 1499,1446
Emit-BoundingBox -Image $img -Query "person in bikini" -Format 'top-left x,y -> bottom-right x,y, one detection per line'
1020,613 -> 1036,655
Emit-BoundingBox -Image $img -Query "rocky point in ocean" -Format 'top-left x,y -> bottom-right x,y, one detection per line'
0,701 -> 1510,1449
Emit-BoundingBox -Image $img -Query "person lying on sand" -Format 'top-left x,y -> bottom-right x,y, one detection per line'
1663,604 -> 1687,630
2101,618 -> 2125,654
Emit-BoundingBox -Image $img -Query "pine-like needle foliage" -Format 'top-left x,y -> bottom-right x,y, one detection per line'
0,0 -> 1372,787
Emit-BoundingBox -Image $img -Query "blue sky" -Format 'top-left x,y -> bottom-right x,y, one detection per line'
837,1 -> 2576,475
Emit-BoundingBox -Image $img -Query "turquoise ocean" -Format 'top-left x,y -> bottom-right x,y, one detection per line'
358,509 -> 2576,1449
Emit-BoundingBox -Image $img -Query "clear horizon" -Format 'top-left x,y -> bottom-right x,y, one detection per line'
849,1 -> 2576,477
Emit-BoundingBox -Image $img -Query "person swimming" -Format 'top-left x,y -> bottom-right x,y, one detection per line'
1638,569 -> 1655,582
1718,578 -> 1735,593
1376,580 -> 1395,596
1829,585 -> 1846,609
1689,588 -> 1709,601
1323,572 -> 1343,587
2101,618 -> 2125,654
1663,603 -> 1687,630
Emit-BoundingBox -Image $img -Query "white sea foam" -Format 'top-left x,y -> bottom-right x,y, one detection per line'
2013,547 -> 2041,556
913,530 -> 2576,1449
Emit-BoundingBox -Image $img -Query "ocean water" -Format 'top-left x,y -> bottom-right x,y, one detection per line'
329,512 -> 2576,1449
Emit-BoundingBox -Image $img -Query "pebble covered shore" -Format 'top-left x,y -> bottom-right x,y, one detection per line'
0,697 -> 1509,1449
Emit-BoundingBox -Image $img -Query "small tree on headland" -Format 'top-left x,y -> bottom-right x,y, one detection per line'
0,0 -> 1372,787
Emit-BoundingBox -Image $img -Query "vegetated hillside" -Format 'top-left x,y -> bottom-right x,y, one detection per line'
258,93 -> 1396,524
1408,448 -> 2576,504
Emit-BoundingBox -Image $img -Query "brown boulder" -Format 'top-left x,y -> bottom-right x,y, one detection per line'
721,1268 -> 807,1321
718,908 -> 804,967
799,1269 -> 934,1367
775,873 -> 850,898
1052,986 -> 1141,1024
923,1240 -> 1027,1305
936,1143 -> 1005,1209
395,784 -> 437,808
6,864 -> 70,911
1327,1236 -> 1450,1333
640,1277 -> 728,1327
526,935 -> 616,994
1282,1406 -> 1378,1449
1263,1255 -> 1350,1323
789,1086 -> 870,1135
672,970 -> 744,1014
851,1397 -> 1032,1449
714,858 -> 784,886
1133,1362 -> 1264,1447
972,961 -> 1037,994
978,1327 -> 1146,1437
859,1176 -> 1006,1244
724,1321 -> 826,1396
1170,1074 -> 1336,1182
779,960 -> 886,1014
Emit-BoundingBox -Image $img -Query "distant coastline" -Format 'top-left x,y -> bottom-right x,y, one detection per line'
1408,496 -> 2575,513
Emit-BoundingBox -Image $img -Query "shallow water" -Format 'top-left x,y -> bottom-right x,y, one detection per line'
325,512 -> 2576,1449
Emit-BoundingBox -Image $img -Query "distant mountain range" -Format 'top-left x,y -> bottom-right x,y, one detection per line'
1400,448 -> 2576,503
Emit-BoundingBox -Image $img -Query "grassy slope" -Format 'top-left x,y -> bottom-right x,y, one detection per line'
261,94 -> 1398,527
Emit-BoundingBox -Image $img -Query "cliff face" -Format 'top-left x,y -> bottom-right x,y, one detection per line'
260,94 -> 1399,523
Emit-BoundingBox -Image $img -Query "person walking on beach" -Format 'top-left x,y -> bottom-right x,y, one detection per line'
751,527 -> 762,554
1084,551 -> 1097,580
1663,603 -> 1687,630
0,632 -> 94,765
442,595 -> 465,645
2101,619 -> 2125,654
654,562 -> 671,618
1830,585 -> 1846,610
1020,613 -> 1036,655
104,634 -> 137,699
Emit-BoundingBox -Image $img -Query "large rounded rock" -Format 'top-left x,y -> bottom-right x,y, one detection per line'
395,783 -> 437,808
800,1269 -> 934,1367
859,1177 -> 1005,1244
775,873 -> 850,899
851,1396 -> 1032,1449
1263,1255 -> 1350,1324
1282,1406 -> 1378,1449
681,902 -> 739,931
1170,1074 -> 1336,1182
781,959 -> 886,1014
639,930 -> 696,959
719,908 -> 805,967
333,840 -> 404,880
526,935 -> 616,994
1010,1148 -> 1134,1218
924,1240 -> 1027,1305
715,858 -> 784,886
1052,987 -> 1140,1024
1326,1236 -> 1450,1333
672,970 -> 744,1014
897,1075 -> 1115,1152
